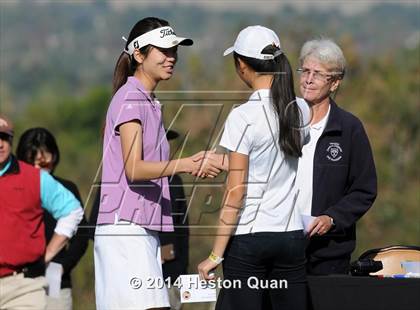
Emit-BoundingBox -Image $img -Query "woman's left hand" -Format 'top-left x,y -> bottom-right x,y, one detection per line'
198,258 -> 219,280
308,215 -> 333,237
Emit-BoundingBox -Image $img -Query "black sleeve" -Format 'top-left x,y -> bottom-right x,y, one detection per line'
324,122 -> 377,230
52,215 -> 90,274
173,177 -> 189,270
87,185 -> 101,240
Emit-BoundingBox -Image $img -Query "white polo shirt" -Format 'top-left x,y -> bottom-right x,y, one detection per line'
296,104 -> 330,216
220,89 -> 310,235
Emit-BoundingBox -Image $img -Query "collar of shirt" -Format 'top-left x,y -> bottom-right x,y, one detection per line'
0,156 -> 12,176
248,88 -> 271,103
311,104 -> 331,131
127,76 -> 160,111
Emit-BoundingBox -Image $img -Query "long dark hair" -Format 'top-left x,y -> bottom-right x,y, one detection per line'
16,127 -> 60,171
233,46 -> 302,157
112,17 -> 170,94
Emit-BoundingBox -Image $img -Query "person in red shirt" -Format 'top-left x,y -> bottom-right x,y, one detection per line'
0,115 -> 83,310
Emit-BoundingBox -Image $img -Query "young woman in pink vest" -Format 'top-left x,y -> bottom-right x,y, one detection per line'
94,17 -> 220,310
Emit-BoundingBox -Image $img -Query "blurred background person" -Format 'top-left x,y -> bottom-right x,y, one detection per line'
159,129 -> 189,310
16,127 -> 89,310
295,38 -> 377,275
0,116 -> 83,310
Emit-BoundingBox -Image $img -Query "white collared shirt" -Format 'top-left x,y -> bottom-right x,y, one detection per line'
220,89 -> 311,234
296,104 -> 331,216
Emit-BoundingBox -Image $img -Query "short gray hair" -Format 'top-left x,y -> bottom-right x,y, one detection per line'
299,38 -> 346,79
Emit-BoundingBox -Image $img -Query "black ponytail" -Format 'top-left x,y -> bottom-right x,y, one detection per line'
112,17 -> 170,94
233,47 -> 302,157
112,52 -> 132,94
271,51 -> 302,157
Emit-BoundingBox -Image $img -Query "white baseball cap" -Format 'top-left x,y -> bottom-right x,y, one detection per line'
223,25 -> 282,60
124,26 -> 193,55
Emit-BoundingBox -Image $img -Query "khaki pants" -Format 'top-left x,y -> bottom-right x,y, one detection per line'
167,285 -> 182,310
46,288 -> 72,310
0,273 -> 47,310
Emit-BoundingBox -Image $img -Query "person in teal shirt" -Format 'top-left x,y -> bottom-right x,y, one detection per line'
0,115 -> 83,310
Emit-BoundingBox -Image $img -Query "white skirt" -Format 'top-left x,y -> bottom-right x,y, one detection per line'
94,220 -> 170,310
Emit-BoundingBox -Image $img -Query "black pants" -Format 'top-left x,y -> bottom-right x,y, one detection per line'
215,230 -> 307,310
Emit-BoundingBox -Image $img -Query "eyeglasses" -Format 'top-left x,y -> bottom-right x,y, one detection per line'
296,68 -> 341,82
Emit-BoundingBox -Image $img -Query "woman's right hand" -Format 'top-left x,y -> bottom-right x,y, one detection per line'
185,151 -> 221,178
194,151 -> 227,177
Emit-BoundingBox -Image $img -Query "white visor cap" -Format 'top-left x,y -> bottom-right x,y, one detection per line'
223,25 -> 281,60
125,26 -> 193,55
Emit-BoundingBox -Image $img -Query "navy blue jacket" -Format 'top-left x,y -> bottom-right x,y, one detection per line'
307,99 -> 377,262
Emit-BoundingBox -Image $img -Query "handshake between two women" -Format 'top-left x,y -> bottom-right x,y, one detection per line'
186,150 -> 228,179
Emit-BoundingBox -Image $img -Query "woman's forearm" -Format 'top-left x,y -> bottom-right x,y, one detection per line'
211,152 -> 248,257
212,205 -> 241,257
124,157 -> 193,182
119,121 -> 200,181
212,184 -> 246,257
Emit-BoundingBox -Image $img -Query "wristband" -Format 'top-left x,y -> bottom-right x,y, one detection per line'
208,251 -> 224,265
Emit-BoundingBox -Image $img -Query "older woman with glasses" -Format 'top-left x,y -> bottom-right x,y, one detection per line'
295,38 -> 377,275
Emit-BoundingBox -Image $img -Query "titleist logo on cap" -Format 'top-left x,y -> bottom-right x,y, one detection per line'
160,28 -> 175,38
